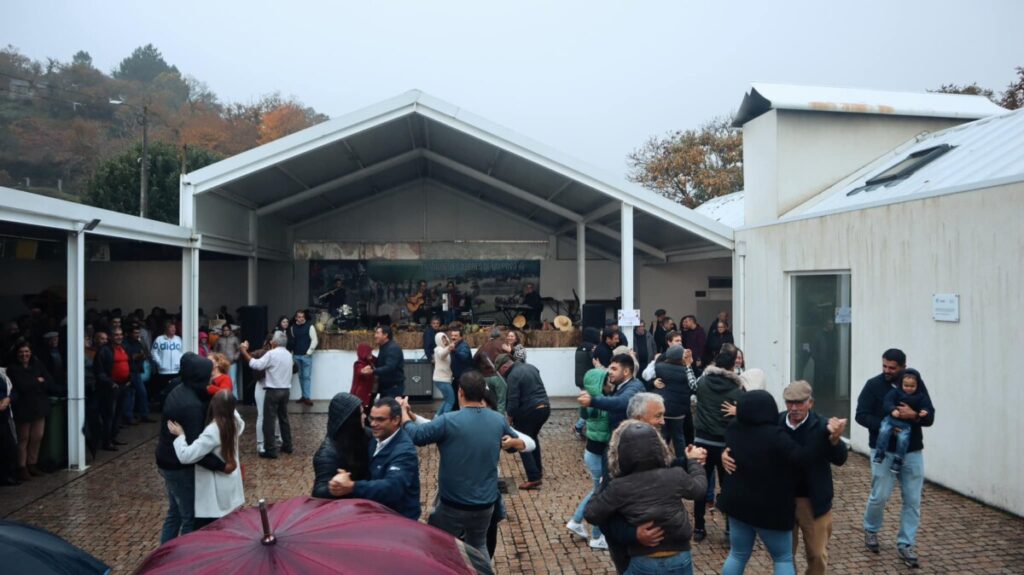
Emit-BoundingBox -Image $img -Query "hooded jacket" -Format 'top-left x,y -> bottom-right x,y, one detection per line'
312,393 -> 369,499
694,365 -> 745,443
155,353 -> 226,472
575,327 -> 601,389
432,332 -> 453,382
584,421 -> 706,556
350,343 -> 376,407
856,368 -> 935,453
716,391 -> 827,531
579,368 -> 610,445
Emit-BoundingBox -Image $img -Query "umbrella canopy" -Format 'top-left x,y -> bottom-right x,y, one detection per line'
0,520 -> 110,575
135,497 -> 492,575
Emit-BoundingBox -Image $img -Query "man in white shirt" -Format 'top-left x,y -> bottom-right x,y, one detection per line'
151,321 -> 183,404
240,331 -> 293,459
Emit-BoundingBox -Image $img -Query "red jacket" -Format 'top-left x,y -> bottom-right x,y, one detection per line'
350,343 -> 376,407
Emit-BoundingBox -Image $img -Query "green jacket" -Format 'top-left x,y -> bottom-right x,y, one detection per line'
579,368 -> 611,444
484,374 -> 508,415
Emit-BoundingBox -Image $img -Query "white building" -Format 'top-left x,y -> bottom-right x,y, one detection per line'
728,84 -> 1023,515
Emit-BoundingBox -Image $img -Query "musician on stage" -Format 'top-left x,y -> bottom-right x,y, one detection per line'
523,283 -> 543,326
319,278 -> 346,317
407,280 -> 432,325
443,281 -> 461,324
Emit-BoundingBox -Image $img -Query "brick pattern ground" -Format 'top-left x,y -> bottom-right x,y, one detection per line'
4,407 -> 1023,574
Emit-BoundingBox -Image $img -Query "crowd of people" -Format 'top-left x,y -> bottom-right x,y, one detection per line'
1,301 -> 936,574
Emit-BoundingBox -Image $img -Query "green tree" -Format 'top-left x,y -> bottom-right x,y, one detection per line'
627,115 -> 743,208
1000,67 -> 1023,110
113,44 -> 177,83
84,142 -> 220,223
71,50 -> 93,68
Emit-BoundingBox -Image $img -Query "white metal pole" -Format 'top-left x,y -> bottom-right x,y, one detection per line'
576,222 -> 586,306
620,203 -> 634,348
66,229 -> 87,470
248,210 -> 258,305
179,176 -> 199,352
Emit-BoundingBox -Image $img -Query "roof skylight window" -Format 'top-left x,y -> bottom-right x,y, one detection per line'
846,144 -> 953,196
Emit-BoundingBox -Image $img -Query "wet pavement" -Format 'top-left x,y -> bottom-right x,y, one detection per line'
4,406 -> 1022,574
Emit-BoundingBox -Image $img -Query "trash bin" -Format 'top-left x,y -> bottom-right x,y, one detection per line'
38,396 -> 68,471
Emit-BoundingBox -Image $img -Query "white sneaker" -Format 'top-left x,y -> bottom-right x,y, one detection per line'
589,535 -> 608,550
566,519 -> 589,540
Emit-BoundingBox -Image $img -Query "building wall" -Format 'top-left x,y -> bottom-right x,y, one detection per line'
744,110 -> 967,226
0,259 -> 248,322
734,182 -> 1024,515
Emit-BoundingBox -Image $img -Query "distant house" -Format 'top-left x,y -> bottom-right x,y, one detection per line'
728,83 -> 1022,515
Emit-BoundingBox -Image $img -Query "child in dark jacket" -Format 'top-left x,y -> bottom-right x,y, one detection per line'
873,369 -> 932,474
585,420 -> 707,574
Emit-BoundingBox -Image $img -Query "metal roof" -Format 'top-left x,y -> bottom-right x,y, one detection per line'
0,186 -> 194,247
788,107 -> 1024,219
694,191 -> 744,229
733,83 -> 1006,127
185,90 -> 734,259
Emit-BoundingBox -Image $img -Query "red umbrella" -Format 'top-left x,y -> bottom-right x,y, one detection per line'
134,498 -> 492,575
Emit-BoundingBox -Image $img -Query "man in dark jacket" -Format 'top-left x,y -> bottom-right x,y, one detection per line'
692,347 -> 744,540
330,397 -> 420,520
365,326 -> 404,397
423,316 -> 442,361
722,380 -> 848,575
448,324 -> 473,405
496,354 -> 550,490
681,315 -> 706,370
93,328 -> 130,451
155,352 -> 228,543
855,348 -> 935,567
579,354 -> 645,441
593,330 -> 618,368
651,309 -> 668,354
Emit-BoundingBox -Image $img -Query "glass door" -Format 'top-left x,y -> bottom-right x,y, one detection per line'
791,273 -> 852,427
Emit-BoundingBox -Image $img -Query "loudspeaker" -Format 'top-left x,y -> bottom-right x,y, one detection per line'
404,359 -> 434,401
237,305 -> 267,405
582,303 -> 605,331
237,305 -> 268,346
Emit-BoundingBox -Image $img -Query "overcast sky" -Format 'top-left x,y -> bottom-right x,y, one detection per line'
3,0 -> 1022,174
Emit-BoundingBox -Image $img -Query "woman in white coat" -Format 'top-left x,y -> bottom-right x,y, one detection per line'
168,390 -> 245,528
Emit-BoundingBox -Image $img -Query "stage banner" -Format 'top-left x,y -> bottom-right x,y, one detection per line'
309,259 -> 540,323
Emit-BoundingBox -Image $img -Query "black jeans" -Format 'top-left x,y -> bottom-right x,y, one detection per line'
97,385 -> 118,446
513,404 -> 550,482
693,442 -> 727,531
662,416 -> 687,456
262,388 -> 292,455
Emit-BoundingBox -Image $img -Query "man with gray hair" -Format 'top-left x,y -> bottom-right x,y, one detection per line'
627,392 -> 666,431
240,331 -> 293,459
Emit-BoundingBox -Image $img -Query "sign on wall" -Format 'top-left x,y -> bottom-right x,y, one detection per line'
932,293 -> 960,322
617,309 -> 641,327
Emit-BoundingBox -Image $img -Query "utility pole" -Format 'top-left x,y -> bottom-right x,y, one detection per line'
140,104 -> 149,219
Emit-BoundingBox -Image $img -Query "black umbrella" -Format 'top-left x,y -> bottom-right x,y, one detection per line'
0,520 -> 110,575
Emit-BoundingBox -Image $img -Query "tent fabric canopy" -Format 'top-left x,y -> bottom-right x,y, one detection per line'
185,90 -> 734,261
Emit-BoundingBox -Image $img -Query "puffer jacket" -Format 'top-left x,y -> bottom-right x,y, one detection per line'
694,365 -> 745,443
584,421 -> 706,556
155,353 -> 226,472
653,362 -> 693,418
578,368 -> 610,444
717,391 -> 827,531
312,393 -> 368,498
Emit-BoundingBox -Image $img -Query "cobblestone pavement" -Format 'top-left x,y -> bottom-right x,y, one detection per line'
4,407 -> 1022,574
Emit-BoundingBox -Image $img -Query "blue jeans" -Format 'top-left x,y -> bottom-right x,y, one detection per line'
874,416 -> 911,461
722,516 -> 795,575
626,551 -> 693,575
863,450 -> 924,547
294,354 -> 312,399
119,382 -> 135,422
158,467 -> 196,543
229,363 -> 239,400
435,381 -> 455,416
571,449 -> 605,538
131,373 -> 149,419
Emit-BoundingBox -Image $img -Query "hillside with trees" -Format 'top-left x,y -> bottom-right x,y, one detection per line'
0,43 -> 327,221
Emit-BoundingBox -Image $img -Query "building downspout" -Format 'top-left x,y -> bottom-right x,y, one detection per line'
735,240 -> 747,350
